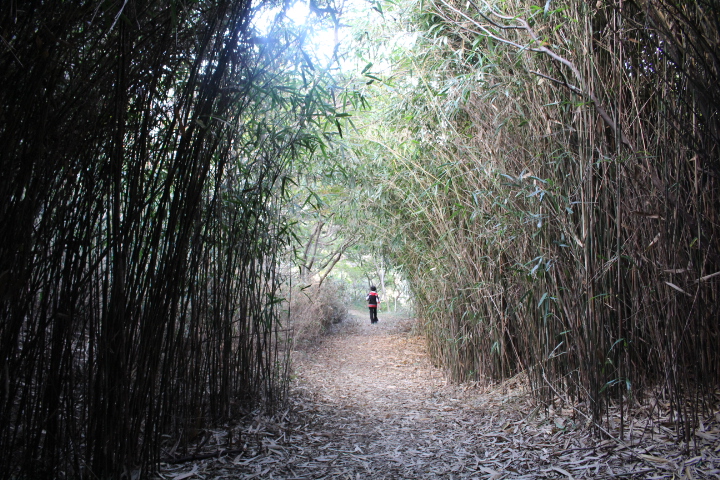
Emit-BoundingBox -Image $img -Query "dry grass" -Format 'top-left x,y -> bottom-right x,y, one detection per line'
287,280 -> 349,346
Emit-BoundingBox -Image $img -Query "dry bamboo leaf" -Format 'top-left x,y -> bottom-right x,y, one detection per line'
172,464 -> 199,480
695,431 -> 717,441
548,466 -> 574,479
698,271 -> 720,282
158,312 -> 720,480
664,281 -> 690,296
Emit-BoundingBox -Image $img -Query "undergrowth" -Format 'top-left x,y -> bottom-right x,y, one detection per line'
288,279 -> 349,346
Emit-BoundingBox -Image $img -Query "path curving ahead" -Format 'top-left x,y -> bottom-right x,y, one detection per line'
158,310 -> 718,479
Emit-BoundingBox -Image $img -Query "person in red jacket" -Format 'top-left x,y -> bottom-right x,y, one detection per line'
366,285 -> 380,324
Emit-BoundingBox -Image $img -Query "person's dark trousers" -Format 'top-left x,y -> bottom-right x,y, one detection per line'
369,307 -> 378,323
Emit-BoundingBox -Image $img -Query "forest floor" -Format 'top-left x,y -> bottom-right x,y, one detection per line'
158,310 -> 720,479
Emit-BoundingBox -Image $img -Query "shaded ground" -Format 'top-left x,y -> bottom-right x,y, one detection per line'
158,310 -> 720,479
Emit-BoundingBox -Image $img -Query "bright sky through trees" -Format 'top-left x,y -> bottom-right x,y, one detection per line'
253,0 -> 345,66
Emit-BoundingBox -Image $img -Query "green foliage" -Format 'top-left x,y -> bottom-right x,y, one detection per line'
348,0 -> 720,441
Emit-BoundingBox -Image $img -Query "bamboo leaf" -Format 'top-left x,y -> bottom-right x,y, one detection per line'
665,281 -> 690,296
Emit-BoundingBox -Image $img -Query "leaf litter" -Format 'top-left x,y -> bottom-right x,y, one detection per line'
157,311 -> 720,479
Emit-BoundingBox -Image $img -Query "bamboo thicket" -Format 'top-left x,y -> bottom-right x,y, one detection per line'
366,0 -> 720,440
0,1 -> 333,477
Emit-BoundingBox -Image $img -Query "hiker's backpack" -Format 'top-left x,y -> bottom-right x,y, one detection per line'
367,291 -> 378,306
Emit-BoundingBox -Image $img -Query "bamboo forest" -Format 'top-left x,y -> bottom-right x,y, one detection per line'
1,0 -> 719,478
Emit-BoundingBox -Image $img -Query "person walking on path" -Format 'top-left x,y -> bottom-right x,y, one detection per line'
366,286 -> 380,324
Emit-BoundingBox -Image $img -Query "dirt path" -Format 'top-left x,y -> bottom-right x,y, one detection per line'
158,311 -> 720,479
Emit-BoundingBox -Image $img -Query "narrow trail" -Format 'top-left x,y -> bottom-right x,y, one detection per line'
287,309 -> 491,478
159,311 -> 720,479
